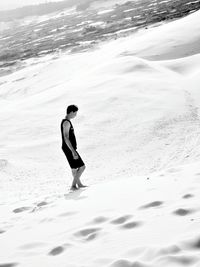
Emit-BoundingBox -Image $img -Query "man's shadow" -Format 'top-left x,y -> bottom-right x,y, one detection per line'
64,188 -> 88,201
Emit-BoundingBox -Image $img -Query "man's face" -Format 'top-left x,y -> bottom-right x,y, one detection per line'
71,111 -> 77,119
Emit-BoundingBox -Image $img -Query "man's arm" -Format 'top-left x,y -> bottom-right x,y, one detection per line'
63,121 -> 78,159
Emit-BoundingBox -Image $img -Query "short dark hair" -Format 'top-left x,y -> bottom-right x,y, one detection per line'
66,105 -> 78,114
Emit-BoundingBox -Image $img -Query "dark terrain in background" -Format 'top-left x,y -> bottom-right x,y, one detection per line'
0,0 -> 200,76
0,0 -> 95,21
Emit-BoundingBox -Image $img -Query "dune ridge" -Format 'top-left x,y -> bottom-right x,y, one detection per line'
0,8 -> 200,267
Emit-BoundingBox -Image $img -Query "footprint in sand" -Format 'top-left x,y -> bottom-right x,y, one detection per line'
110,215 -> 132,225
13,207 -> 32,213
0,263 -> 18,267
91,216 -> 109,224
157,255 -> 197,265
173,208 -> 194,216
120,221 -> 143,230
48,243 -> 72,256
48,246 -> 65,256
182,194 -> 194,199
36,201 -> 48,207
31,201 -> 50,213
74,227 -> 101,242
185,236 -> 200,250
109,259 -> 147,267
139,201 -> 163,209
192,238 -> 200,249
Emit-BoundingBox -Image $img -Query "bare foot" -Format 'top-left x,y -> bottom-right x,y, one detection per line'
78,184 -> 88,188
70,185 -> 79,191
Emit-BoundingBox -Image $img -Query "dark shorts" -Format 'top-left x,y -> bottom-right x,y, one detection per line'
62,146 -> 85,169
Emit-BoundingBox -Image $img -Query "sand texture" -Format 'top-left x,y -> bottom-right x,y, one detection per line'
1,8 -> 200,267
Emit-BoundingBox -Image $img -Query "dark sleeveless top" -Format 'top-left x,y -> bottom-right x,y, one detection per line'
61,119 -> 77,150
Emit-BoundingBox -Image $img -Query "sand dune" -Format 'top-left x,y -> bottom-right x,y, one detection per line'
1,163 -> 200,267
0,8 -> 200,267
101,9 -> 200,60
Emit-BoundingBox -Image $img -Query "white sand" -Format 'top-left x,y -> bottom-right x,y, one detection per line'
1,9 -> 200,267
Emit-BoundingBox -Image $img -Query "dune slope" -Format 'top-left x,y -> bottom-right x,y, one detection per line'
0,9 -> 200,267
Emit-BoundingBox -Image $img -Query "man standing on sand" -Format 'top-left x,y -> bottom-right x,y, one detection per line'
61,105 -> 86,190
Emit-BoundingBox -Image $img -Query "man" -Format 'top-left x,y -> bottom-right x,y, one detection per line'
61,105 -> 86,190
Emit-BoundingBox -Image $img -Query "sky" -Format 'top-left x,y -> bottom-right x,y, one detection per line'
0,0 -> 64,11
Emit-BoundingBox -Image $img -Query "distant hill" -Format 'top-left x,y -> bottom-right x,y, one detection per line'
0,0 -> 98,22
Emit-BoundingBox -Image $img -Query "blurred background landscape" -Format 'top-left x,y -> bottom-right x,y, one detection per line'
1,0 -> 200,77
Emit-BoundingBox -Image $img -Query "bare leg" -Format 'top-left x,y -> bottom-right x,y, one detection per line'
71,165 -> 86,189
71,169 -> 78,190
77,165 -> 87,187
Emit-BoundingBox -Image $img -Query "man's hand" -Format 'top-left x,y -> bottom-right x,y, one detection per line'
72,151 -> 79,160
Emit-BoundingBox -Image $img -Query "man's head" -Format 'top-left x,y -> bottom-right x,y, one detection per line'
66,105 -> 78,119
